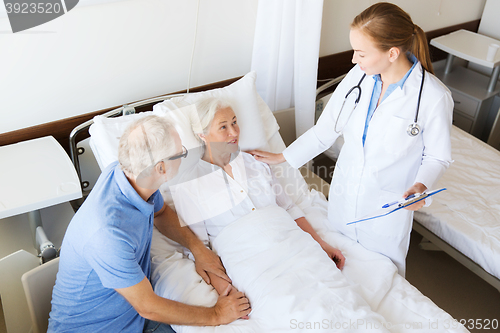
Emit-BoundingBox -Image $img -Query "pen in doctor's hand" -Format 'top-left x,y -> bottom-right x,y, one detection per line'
382,194 -> 416,208
402,182 -> 428,211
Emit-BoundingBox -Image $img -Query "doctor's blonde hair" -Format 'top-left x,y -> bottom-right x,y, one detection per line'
118,115 -> 177,177
351,2 -> 434,74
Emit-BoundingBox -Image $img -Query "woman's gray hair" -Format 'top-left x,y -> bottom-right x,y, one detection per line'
191,97 -> 234,141
118,115 -> 177,177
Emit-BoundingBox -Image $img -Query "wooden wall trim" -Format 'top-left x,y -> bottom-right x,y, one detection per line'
0,19 -> 480,154
0,77 -> 241,154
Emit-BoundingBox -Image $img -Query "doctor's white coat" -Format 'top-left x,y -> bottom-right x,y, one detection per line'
283,63 -> 453,273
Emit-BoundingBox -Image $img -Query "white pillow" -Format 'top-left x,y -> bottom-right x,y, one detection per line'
153,71 -> 276,151
89,71 -> 280,170
89,111 -> 153,170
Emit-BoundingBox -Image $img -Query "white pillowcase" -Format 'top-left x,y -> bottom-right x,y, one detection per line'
89,71 -> 279,171
89,112 -> 150,171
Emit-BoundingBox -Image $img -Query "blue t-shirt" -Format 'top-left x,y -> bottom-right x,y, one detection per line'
48,161 -> 164,332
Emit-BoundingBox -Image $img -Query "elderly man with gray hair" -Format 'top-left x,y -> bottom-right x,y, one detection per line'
48,115 -> 250,333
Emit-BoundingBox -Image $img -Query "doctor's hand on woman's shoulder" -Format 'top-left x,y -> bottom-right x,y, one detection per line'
403,182 -> 427,211
247,150 -> 286,165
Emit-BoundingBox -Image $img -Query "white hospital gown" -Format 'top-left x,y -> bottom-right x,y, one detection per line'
170,151 -> 304,248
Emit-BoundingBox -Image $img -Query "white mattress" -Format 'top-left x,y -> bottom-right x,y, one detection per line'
414,126 -> 500,280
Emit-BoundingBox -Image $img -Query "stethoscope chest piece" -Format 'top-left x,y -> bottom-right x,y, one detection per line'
407,123 -> 421,137
406,69 -> 426,137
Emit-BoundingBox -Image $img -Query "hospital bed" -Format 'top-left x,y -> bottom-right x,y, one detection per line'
413,126 -> 500,292
69,72 -> 468,332
315,78 -> 500,293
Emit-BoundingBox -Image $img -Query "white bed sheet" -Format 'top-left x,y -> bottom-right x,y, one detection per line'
414,126 -> 500,280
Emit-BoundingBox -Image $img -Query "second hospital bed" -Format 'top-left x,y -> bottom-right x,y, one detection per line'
413,126 -> 500,292
71,72 -> 468,332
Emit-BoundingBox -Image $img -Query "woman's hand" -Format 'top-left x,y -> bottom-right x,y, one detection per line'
191,245 -> 231,285
403,182 -> 427,211
321,242 -> 346,270
294,217 -> 346,270
246,150 -> 285,165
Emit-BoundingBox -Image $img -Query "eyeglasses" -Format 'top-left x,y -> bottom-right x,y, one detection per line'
166,145 -> 188,161
147,146 -> 188,173
154,145 -> 188,168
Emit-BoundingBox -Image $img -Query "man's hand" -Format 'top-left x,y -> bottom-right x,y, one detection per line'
228,286 -> 250,319
192,245 -> 231,285
116,277 -> 248,326
213,285 -> 251,325
403,182 -> 427,211
208,272 -> 249,320
246,150 -> 285,165
321,242 -> 346,270
154,205 -> 231,284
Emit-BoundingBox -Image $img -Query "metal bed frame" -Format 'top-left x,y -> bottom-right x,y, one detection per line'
68,93 -> 186,193
413,220 -> 500,292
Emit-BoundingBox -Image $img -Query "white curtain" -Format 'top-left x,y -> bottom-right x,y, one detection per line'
251,0 -> 324,138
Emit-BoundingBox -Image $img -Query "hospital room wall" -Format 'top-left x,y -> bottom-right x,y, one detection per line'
0,0 -> 487,136
319,0 -> 487,56
0,0 -> 259,134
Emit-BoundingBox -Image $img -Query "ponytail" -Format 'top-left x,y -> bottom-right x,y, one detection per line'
351,2 -> 433,74
411,25 -> 434,74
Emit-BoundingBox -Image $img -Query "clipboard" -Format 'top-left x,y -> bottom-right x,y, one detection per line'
346,188 -> 447,225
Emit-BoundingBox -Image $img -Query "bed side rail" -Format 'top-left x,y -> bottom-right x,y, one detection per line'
315,74 -> 346,100
69,93 -> 187,190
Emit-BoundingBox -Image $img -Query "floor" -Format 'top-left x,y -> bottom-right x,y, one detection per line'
1,155 -> 499,333
406,233 -> 500,332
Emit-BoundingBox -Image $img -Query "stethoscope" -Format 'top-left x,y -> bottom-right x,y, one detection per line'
334,69 -> 425,137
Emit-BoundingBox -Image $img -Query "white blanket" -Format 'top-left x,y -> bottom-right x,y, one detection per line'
213,205 -> 390,332
151,191 -> 468,333
153,205 -> 389,332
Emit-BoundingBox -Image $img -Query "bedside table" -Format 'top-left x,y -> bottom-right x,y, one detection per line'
431,29 -> 500,141
0,136 -> 81,333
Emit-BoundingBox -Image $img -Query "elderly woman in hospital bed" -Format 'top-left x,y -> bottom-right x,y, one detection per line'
158,98 -> 390,332
172,98 -> 345,289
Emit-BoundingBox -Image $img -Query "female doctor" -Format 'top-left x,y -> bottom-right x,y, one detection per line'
250,2 -> 453,276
